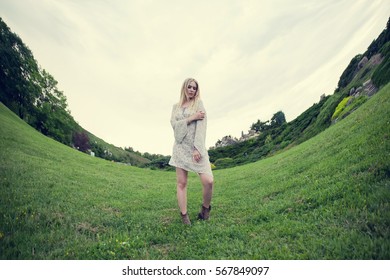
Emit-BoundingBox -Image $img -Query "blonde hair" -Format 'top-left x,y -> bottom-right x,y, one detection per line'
178,78 -> 201,113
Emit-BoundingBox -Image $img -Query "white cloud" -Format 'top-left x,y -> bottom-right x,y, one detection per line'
1,0 -> 389,155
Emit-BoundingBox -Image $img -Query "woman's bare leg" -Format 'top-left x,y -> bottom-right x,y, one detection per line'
176,168 -> 188,214
199,173 -> 214,208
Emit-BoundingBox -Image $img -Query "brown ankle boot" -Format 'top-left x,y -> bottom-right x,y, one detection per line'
181,212 -> 191,225
198,205 -> 211,220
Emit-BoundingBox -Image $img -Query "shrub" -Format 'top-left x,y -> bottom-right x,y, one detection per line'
331,97 -> 352,121
337,95 -> 368,120
72,131 -> 90,152
214,158 -> 234,169
372,42 -> 390,88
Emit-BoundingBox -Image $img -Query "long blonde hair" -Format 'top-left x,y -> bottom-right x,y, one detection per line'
178,78 -> 201,113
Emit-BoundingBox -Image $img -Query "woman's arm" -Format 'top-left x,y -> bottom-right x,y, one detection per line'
170,104 -> 205,144
193,100 -> 207,158
170,104 -> 188,143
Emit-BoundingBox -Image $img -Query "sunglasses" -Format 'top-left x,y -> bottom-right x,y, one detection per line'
187,85 -> 197,91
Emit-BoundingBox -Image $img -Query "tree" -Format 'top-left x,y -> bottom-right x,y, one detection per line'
0,17 -> 40,120
34,68 -> 78,144
270,111 -> 286,127
250,119 -> 269,132
73,131 -> 91,152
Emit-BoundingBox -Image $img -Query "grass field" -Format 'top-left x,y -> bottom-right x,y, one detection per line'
0,84 -> 389,259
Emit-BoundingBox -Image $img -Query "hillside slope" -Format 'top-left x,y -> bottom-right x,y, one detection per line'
0,84 -> 389,259
209,18 -> 390,168
0,17 -> 150,167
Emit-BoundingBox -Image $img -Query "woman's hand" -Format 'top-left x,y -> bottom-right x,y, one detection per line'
188,111 -> 205,124
194,111 -> 205,120
192,149 -> 201,163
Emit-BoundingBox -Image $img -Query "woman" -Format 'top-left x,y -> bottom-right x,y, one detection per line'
169,78 -> 214,225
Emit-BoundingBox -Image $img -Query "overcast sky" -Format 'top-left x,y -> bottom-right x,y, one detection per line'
1,0 -> 389,155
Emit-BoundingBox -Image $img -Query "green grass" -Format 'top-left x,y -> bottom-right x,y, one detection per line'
1,84 -> 390,259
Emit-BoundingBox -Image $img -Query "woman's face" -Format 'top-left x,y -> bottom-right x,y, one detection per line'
185,81 -> 198,100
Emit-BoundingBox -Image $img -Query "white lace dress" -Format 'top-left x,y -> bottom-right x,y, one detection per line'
169,100 -> 213,177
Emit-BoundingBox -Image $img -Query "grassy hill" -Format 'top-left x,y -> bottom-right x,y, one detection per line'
0,83 -> 389,259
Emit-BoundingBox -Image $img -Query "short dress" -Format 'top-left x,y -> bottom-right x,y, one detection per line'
169,100 -> 213,178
